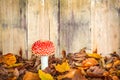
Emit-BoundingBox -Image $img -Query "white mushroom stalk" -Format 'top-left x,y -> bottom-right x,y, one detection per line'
41,56 -> 48,70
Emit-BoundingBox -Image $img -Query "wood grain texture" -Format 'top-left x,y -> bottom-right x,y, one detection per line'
0,0 -> 120,58
91,0 -> 120,56
0,0 -> 20,54
45,0 -> 59,57
0,0 -> 27,58
59,0 -> 91,54
0,25 -> 2,52
27,0 -> 46,59
27,0 -> 59,58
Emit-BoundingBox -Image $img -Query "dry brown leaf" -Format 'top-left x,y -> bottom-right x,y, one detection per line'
103,71 -> 109,76
7,77 -> 17,80
13,68 -> 19,78
61,50 -> 66,59
57,69 -> 87,80
57,69 -> 77,79
112,76 -> 119,80
0,56 -> 3,63
23,71 -> 40,80
86,66 -> 105,77
72,69 -> 87,80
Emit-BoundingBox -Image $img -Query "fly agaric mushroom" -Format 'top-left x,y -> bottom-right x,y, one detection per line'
32,40 -> 55,70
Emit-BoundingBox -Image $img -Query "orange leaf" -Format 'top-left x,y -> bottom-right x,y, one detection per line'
7,77 -> 17,80
3,53 -> 16,65
0,56 -> 3,63
82,58 -> 98,69
23,71 -> 40,80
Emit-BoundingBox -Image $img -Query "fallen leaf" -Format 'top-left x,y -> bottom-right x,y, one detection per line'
77,67 -> 86,75
0,56 -> 3,63
103,71 -> 109,76
87,53 -> 101,59
61,50 -> 66,59
72,69 -> 87,80
113,60 -> 120,67
7,77 -> 17,80
112,76 -> 119,80
82,58 -> 98,69
105,63 -> 112,69
23,71 -> 40,80
7,63 -> 23,68
57,69 -> 77,79
55,61 -> 70,73
86,66 -> 105,77
38,70 -> 54,80
13,68 -> 19,78
3,53 -> 16,65
116,70 -> 120,76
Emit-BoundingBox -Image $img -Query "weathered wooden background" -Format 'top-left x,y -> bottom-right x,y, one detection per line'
0,0 -> 120,59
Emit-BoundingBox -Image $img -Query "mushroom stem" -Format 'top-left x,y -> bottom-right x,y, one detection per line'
41,56 -> 48,70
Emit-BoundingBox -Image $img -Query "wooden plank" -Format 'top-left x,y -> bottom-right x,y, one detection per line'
59,0 -> 91,54
0,0 -> 2,52
0,0 -> 27,58
19,0 -> 28,58
45,0 -> 59,57
27,0 -> 50,59
91,0 -> 120,55
0,2 -> 2,52
0,25 -> 2,52
0,0 -> 20,54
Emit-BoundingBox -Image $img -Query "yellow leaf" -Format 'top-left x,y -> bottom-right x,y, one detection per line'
7,63 -> 23,68
87,53 -> 101,59
55,61 -> 70,73
38,70 -> 54,80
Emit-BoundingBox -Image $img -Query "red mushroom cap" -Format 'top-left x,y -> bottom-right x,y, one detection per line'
32,40 -> 55,56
